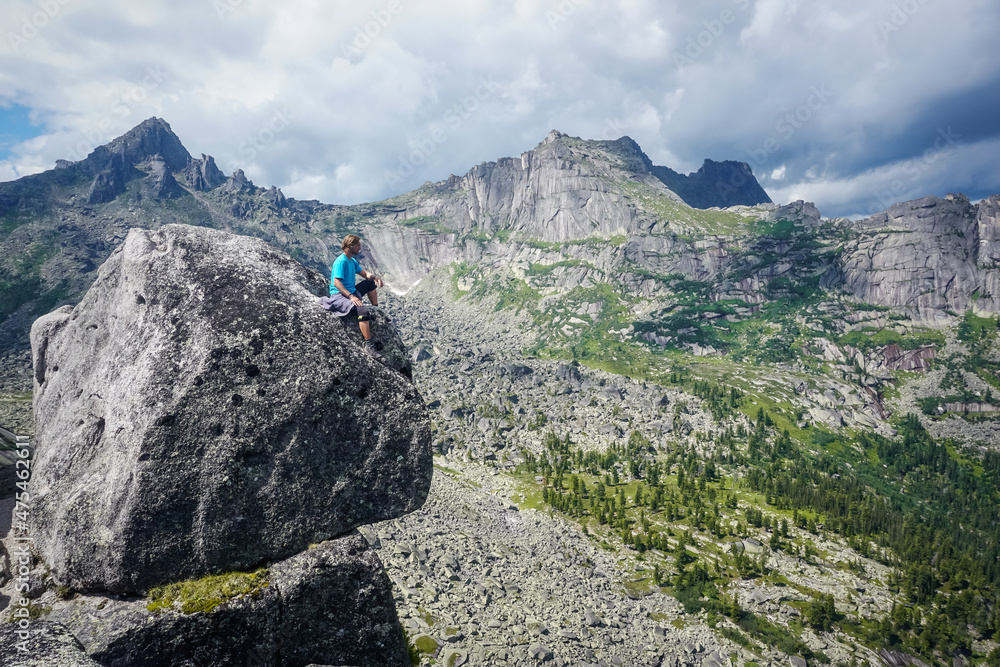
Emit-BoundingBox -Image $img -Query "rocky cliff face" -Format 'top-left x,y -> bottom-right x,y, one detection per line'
839,194 -> 982,324
976,194 -> 1000,313
379,132 -> 657,241
29,224 -> 431,594
359,131 -> 772,288
365,189 -> 999,329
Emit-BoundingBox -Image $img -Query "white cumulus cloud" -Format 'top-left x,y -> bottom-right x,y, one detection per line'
0,0 -> 997,218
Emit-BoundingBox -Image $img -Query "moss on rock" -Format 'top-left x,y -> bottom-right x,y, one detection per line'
146,568 -> 269,615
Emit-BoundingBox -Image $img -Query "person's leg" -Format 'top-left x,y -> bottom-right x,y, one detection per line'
356,303 -> 382,359
355,278 -> 378,306
356,304 -> 371,339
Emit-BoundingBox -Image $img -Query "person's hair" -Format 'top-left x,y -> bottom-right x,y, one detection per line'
341,235 -> 361,252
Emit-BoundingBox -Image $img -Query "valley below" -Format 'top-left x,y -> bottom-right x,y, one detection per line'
363,281 -> 1000,666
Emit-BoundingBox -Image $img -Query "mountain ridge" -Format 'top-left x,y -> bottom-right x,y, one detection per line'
0,119 -> 772,346
2,119 -> 1000,666
0,118 -> 997,435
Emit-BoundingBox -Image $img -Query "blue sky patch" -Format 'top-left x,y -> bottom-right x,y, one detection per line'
0,103 -> 43,161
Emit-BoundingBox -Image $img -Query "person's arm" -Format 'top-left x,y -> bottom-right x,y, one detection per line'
360,269 -> 384,288
333,277 -> 364,307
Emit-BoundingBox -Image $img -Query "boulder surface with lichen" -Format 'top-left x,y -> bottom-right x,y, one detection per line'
28,223 -> 432,595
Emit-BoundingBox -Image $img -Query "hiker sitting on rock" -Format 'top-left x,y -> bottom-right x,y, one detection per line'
321,234 -> 384,356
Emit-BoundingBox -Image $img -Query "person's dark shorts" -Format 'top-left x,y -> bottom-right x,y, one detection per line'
355,278 -> 377,295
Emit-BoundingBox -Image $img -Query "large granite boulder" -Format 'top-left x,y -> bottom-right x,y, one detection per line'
44,532 -> 408,667
29,223 -> 432,594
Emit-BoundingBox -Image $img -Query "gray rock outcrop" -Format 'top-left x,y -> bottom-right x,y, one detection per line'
881,344 -> 936,371
976,194 -> 1000,313
29,223 -> 432,594
840,194 -> 981,323
84,117 -> 192,204
86,149 -> 142,204
184,153 -> 227,191
43,532 -> 408,667
0,621 -> 102,667
139,154 -> 185,200
220,168 -> 256,194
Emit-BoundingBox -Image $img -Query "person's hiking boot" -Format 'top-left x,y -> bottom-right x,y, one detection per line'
363,339 -> 384,361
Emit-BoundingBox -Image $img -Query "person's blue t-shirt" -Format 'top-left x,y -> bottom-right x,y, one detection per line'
330,253 -> 362,295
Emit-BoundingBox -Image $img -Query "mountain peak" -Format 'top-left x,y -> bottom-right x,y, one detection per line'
595,135 -> 655,174
529,130 -> 769,209
77,118 -> 193,204
651,158 -> 771,209
90,117 -> 191,173
542,129 -> 565,145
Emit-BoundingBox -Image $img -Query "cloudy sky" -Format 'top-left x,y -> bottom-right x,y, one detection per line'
1,0 -> 998,219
